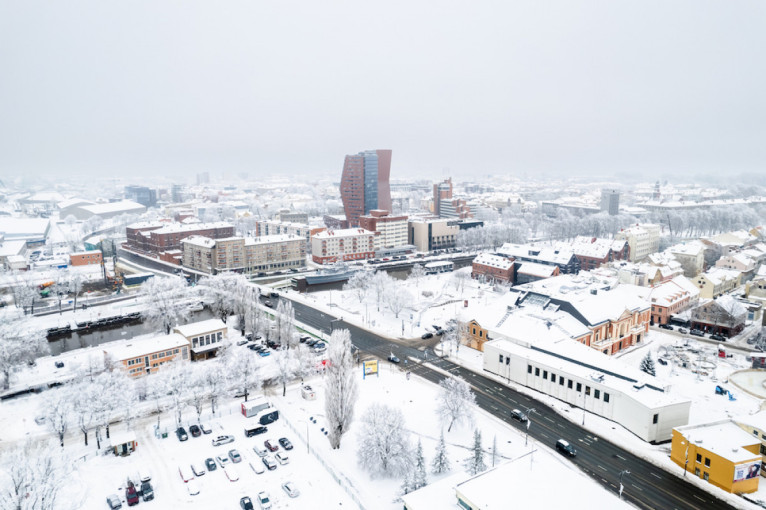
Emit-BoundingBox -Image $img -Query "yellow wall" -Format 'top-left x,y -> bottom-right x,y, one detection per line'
671,429 -> 760,494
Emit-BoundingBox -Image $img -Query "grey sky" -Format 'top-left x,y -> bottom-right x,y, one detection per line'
1,1 -> 765,182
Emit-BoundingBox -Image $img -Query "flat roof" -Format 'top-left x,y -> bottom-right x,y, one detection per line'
675,420 -> 761,463
104,333 -> 189,361
173,319 -> 227,338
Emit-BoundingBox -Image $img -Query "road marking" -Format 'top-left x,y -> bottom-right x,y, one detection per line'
631,484 -> 643,492
615,454 -> 626,461
693,494 -> 706,502
539,433 -> 548,439
558,424 -> 565,429
491,406 -> 498,411
598,465 -> 607,472
650,472 -> 661,479
544,416 -> 554,423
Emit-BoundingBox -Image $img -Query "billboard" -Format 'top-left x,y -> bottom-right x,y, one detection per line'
733,461 -> 761,483
363,359 -> 379,379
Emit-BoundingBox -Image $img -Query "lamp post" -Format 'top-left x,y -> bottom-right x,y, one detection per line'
525,408 -> 536,446
619,469 -> 630,499
581,389 -> 586,426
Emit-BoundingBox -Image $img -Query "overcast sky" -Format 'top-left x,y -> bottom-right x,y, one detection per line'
1,1 -> 765,182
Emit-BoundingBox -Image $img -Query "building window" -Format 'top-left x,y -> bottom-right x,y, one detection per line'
704,458 -> 710,467
543,371 -> 548,380
560,377 -> 565,386
568,380 -> 573,389
653,414 -> 658,424
604,393 -> 610,403
703,472 -> 709,481
585,386 -> 591,396
551,374 -> 556,383
535,368 -> 540,376
594,389 -> 600,399
760,444 -> 766,456
499,354 -> 504,363
696,453 -> 702,463
576,383 -> 582,392
528,365 -> 532,374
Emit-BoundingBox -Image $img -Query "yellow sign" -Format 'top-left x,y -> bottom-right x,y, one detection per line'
363,359 -> 378,378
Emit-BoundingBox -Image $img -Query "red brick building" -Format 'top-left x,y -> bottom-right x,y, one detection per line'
340,150 -> 392,227
70,250 -> 102,266
124,222 -> 234,257
471,253 -> 515,284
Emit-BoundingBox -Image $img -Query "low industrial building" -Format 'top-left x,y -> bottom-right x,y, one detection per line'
69,250 -> 102,266
483,338 -> 691,443
671,420 -> 761,493
104,334 -> 190,377
173,319 -> 227,360
471,253 -> 514,284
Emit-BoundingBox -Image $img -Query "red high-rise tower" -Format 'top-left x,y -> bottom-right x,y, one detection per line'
340,150 -> 392,227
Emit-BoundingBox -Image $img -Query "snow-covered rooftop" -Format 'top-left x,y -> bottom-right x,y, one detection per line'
79,200 -> 145,215
472,253 -> 513,270
313,228 -> 374,238
104,333 -> 189,361
675,420 -> 761,463
173,318 -> 227,338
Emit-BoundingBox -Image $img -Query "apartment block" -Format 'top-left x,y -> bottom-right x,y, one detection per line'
615,224 -> 661,262
358,210 -> 409,251
311,228 -> 375,264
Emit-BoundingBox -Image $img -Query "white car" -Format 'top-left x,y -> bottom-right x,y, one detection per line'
257,491 -> 272,509
191,463 -> 206,477
224,465 -> 240,482
216,455 -> 231,468
282,482 -> 300,498
253,446 -> 268,457
275,452 -> 289,465
186,479 -> 200,496
212,435 -> 235,446
250,461 -> 265,475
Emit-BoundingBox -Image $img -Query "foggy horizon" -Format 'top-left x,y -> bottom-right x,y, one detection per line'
2,1 -> 766,181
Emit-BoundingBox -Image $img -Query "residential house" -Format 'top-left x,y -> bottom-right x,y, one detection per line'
690,295 -> 747,337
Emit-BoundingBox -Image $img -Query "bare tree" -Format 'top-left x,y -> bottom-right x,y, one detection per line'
273,344 -> 296,396
409,264 -> 426,289
357,403 -> 412,476
436,376 -> 476,432
42,387 -> 73,447
0,315 -> 48,390
141,276 -> 190,334
344,271 -> 372,303
68,273 -> 84,312
325,329 -> 359,449
0,439 -> 72,510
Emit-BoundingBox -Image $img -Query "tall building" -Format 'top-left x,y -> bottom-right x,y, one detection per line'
359,210 -> 409,251
600,189 -> 620,216
433,177 -> 472,219
340,150 -> 392,227
124,186 -> 157,208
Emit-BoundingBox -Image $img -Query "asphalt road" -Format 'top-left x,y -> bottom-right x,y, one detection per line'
280,293 -> 740,510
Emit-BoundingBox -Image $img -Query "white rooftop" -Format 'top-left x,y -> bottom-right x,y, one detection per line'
80,200 -> 145,215
313,228 -> 374,239
675,420 -> 761,463
104,333 -> 189,361
472,253 -> 513,270
173,318 -> 227,338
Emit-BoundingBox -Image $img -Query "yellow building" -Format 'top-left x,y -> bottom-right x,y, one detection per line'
671,420 -> 761,493
104,333 -> 190,377
734,411 -> 766,477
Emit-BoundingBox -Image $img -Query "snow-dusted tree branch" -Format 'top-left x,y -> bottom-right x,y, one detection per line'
357,403 -> 412,477
325,329 -> 358,449
436,376 -> 476,432
140,276 -> 190,334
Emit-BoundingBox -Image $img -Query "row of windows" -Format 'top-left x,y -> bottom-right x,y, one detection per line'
526,363 -> 610,403
192,332 -> 223,349
695,453 -> 712,467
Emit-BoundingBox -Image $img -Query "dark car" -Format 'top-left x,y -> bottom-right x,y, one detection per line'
299,336 -> 311,343
711,334 -> 726,341
176,427 -> 188,441
265,439 -> 279,452
264,300 -> 273,308
306,339 -> 318,347
125,482 -> 139,506
278,437 -> 293,450
556,439 -> 576,457
140,481 -> 154,501
387,355 -> 400,364
658,324 -> 673,330
189,424 -> 201,437
510,409 -> 528,422
689,329 -> 705,337
270,292 -> 279,298
657,358 -> 668,366
205,457 -> 217,471
240,496 -> 255,510
246,426 -> 268,437
421,332 -> 433,339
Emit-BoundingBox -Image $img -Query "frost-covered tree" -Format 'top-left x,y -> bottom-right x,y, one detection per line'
147,368 -> 171,428
201,360 -> 227,416
244,285 -> 263,337
0,439 -> 72,510
491,435 -> 498,468
409,264 -> 425,289
91,370 -> 124,446
42,386 -> 73,447
277,300 -> 298,348
72,380 -> 99,446
68,273 -> 84,312
197,273 -> 241,323
164,361 -> 192,425
186,364 -> 209,422
465,428 -> 487,476
436,376 -> 476,432
432,430 -> 451,474
274,345 -> 296,397
369,271 -> 393,312
413,438 -> 428,490
385,286 -> 413,319
294,344 -> 316,383
325,328 -> 359,449
0,315 -> 48,390
640,352 -> 656,376
141,276 -> 190,334
226,342 -> 262,402
357,403 -> 412,476
344,271 -> 372,303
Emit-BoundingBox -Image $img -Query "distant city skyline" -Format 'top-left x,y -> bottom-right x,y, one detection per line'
1,1 -> 765,182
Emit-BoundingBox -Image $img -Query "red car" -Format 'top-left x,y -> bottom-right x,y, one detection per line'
125,481 -> 139,506
264,439 -> 279,452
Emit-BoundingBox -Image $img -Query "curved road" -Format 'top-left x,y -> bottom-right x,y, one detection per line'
280,293 -> 739,510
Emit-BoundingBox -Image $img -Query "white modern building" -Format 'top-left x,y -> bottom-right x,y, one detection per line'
615,224 -> 661,262
310,228 -> 375,264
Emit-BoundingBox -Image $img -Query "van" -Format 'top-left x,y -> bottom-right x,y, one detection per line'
245,426 -> 268,437
555,439 -> 576,457
259,410 -> 279,425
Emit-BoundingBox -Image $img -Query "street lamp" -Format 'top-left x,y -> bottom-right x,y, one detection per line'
581,389 -> 586,426
619,469 -> 630,499
525,408 -> 536,446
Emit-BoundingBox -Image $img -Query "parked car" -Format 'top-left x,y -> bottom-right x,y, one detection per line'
107,494 -> 122,509
212,435 -> 235,446
282,482 -> 300,498
261,455 -> 277,471
258,350 -> 271,357
421,332 -> 433,339
189,424 -> 201,437
178,465 -> 195,482
265,439 -> 279,452
191,463 -> 206,476
250,460 -> 265,475
658,358 -> 668,366
246,426 -> 268,437
140,481 -> 154,502
264,300 -> 273,308
186,479 -> 200,496
278,437 -> 293,450
200,423 -> 212,434
387,354 -> 400,364
257,491 -> 272,509
678,328 -> 688,334
556,439 -> 576,457
510,409 -> 528,422
306,339 -> 318,347
237,339 -> 249,346
205,457 -> 217,471
690,329 -> 705,337
176,427 -> 188,441
216,455 -> 231,468
224,465 -> 240,482
229,449 -> 242,463
270,292 -> 279,298
125,482 -> 139,507
312,342 -> 326,352
658,324 -> 673,330
711,334 -> 726,341
299,336 -> 311,343
240,496 -> 254,510
253,445 -> 268,457
275,452 -> 289,465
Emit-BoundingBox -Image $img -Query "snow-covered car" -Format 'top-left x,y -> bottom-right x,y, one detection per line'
253,446 -> 268,457
264,439 -> 279,452
191,463 -> 206,476
229,449 -> 242,463
275,452 -> 289,465
224,465 -> 240,482
261,455 -> 277,471
176,427 -> 188,441
240,496 -> 255,510
216,455 -> 231,468
278,437 -> 293,450
106,494 -> 122,509
200,423 -> 213,434
212,435 -> 235,446
186,479 -> 200,496
250,460 -> 265,475
189,424 -> 201,437
178,465 -> 195,482
282,482 -> 300,498
257,491 -> 272,509
140,481 -> 153,502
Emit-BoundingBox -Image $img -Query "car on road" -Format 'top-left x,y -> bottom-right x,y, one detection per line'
270,292 -> 279,298
556,439 -> 576,457
191,463 -> 206,476
106,494 -> 122,509
387,354 -> 400,364
212,435 -> 235,446
186,479 -> 200,496
421,332 -> 433,339
262,455 -> 277,471
176,427 -> 188,441
689,329 -> 705,337
275,452 -> 289,465
250,460 -> 265,475
658,358 -> 669,365
678,328 -> 688,334
189,424 -> 201,437
200,423 -> 212,434
216,455 -> 231,468
711,334 -> 726,341
257,491 -> 272,509
282,482 -> 300,498
240,496 -> 255,510
510,409 -> 528,422
265,439 -> 279,452
125,482 -> 139,506
205,457 -> 217,471
658,323 -> 673,330
264,300 -> 273,308
229,449 -> 242,463
278,437 -> 293,450
253,446 -> 268,457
